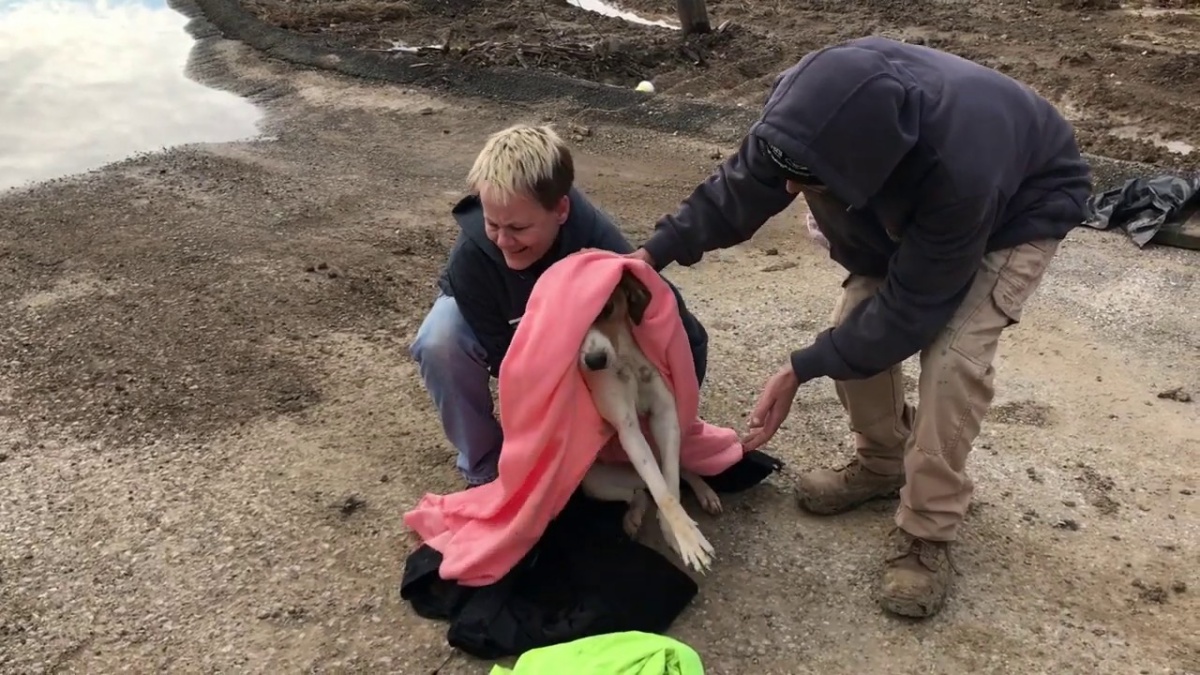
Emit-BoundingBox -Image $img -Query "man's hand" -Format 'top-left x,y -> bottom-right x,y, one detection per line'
577,247 -> 654,267
625,248 -> 655,267
741,362 -> 802,451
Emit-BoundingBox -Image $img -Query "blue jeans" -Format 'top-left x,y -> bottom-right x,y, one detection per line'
410,293 -> 708,486
409,294 -> 503,485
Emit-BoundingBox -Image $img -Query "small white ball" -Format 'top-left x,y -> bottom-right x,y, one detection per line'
635,80 -> 655,93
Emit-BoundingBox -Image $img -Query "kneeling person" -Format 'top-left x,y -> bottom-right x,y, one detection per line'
410,124 -> 710,487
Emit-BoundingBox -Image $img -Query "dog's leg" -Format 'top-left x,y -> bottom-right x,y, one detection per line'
645,376 -> 682,503
646,375 -> 707,560
683,470 -> 722,515
581,463 -> 651,537
623,489 -> 651,537
585,370 -> 713,572
612,422 -> 713,572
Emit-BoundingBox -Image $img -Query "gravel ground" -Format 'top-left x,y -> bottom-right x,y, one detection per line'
0,30 -> 1197,675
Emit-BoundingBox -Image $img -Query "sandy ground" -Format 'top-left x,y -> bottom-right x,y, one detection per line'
242,0 -> 1200,171
1,30 -> 1198,675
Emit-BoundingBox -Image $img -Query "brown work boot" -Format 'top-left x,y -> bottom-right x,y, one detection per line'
794,458 -> 904,515
878,528 -> 956,619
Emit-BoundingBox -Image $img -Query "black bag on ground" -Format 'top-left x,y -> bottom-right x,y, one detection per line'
1083,172 -> 1200,247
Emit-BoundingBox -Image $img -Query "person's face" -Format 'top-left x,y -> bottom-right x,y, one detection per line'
479,185 -> 569,270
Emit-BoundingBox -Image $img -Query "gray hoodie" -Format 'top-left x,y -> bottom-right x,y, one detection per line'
640,36 -> 1092,383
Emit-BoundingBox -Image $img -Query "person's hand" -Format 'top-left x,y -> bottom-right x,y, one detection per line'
625,248 -> 655,267
741,363 -> 802,451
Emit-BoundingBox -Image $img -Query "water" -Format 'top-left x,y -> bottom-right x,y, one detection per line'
567,0 -> 680,29
0,0 -> 264,194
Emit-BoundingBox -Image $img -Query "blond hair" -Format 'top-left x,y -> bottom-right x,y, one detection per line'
466,124 -> 574,210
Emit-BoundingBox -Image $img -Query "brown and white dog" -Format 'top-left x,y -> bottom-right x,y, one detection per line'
577,270 -> 721,573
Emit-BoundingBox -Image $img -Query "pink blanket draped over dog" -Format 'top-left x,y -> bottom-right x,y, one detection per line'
402,250 -> 745,586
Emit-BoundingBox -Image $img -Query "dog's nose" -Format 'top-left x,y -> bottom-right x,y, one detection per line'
583,352 -> 608,370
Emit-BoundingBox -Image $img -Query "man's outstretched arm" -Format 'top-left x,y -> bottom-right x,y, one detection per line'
638,133 -> 798,270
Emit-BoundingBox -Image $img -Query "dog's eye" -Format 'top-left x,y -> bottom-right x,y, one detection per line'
598,300 -> 614,319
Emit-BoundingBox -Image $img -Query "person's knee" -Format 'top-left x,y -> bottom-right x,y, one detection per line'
914,346 -> 994,450
410,296 -> 476,371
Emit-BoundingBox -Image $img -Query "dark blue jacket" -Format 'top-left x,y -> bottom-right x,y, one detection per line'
438,187 -> 709,382
641,36 -> 1092,384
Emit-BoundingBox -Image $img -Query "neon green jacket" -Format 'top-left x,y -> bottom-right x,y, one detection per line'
490,631 -> 704,675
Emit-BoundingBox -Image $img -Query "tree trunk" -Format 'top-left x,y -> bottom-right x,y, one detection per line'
675,0 -> 711,35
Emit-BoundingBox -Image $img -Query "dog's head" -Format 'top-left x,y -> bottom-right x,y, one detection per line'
579,270 -> 652,372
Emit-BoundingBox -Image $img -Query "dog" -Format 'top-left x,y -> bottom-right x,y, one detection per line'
577,269 -> 721,573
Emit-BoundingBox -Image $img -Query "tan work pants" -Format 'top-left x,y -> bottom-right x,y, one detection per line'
829,238 -> 1060,541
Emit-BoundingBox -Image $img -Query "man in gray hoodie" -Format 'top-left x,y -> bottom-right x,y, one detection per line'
628,36 -> 1091,618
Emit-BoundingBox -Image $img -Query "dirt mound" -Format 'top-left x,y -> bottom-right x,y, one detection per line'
246,0 -> 783,92
242,0 -> 1200,169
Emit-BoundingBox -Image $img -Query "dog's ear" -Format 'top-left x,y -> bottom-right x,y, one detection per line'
619,270 -> 652,325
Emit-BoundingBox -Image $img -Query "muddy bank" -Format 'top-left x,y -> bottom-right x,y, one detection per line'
229,0 -> 1200,171
181,0 -> 759,144
185,0 -> 1192,193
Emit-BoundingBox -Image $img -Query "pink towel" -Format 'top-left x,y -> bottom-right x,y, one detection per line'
403,250 -> 745,587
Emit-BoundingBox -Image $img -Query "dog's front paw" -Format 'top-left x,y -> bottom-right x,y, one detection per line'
658,505 -> 714,574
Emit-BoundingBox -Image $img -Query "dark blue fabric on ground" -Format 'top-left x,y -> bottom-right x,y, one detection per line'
399,450 -> 783,660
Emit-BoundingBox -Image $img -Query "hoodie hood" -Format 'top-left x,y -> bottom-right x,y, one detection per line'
750,42 -> 923,210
